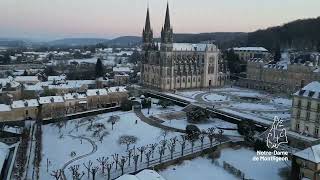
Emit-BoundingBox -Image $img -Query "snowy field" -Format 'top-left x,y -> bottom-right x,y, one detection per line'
159,147 -> 290,180
40,110 -> 182,180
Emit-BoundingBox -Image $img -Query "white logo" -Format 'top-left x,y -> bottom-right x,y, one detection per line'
266,116 -> 288,149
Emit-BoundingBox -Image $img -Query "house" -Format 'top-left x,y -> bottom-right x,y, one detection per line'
292,144 -> 320,180
64,93 -> 88,114
11,99 -> 39,121
39,96 -> 65,119
233,47 -> 270,61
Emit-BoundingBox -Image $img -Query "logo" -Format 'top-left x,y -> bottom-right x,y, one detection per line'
266,116 -> 288,149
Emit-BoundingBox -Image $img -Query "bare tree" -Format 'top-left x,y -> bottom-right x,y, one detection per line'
97,157 -> 108,174
50,169 -> 61,180
179,135 -> 187,157
200,133 -> 205,150
158,146 -> 166,163
144,150 -> 152,167
217,129 -> 224,144
133,154 -> 139,171
207,127 -> 216,147
126,147 -> 135,166
118,135 -> 138,150
69,165 -> 85,180
188,137 -> 197,153
89,166 -> 99,180
149,143 -> 158,158
106,162 -> 114,180
83,160 -> 92,179
167,141 -> 176,160
112,153 -> 119,170
137,146 -> 146,162
108,115 -> 120,130
117,156 -> 128,175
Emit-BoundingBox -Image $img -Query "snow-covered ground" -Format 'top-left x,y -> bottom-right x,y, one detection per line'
176,91 -> 205,99
159,147 -> 290,180
203,93 -> 229,102
40,111 -> 182,180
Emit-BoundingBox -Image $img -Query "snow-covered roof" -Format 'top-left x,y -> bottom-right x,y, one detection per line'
113,67 -> 131,73
303,81 -> 320,92
86,89 -> 108,96
0,142 -> 9,173
24,84 -> 44,91
115,170 -> 166,180
14,76 -> 39,82
294,81 -> 320,99
48,75 -> 66,81
233,47 -> 268,52
172,43 -> 217,52
135,170 -> 166,180
108,86 -> 127,93
11,99 -> 39,109
39,96 -> 64,104
64,93 -> 87,100
294,144 -> 320,163
0,104 -> 11,112
116,175 -> 139,180
0,77 -> 20,88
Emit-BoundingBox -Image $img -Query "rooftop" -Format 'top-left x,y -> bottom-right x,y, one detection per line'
233,47 -> 268,52
294,144 -> 320,163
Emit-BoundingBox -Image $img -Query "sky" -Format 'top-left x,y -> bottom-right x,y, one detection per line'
0,0 -> 319,41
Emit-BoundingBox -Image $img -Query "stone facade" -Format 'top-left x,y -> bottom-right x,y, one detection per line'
233,47 -> 270,61
141,5 -> 226,91
237,58 -> 320,94
290,82 -> 320,138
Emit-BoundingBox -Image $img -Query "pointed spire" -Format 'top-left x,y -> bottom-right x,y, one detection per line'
164,2 -> 171,30
144,7 -> 151,31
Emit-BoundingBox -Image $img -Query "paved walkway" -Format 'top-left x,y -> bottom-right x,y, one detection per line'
61,135 -> 97,180
134,109 -> 186,133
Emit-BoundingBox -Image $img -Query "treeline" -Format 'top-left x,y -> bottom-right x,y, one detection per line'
247,17 -> 320,51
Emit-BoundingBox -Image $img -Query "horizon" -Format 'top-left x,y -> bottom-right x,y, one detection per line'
0,0 -> 319,41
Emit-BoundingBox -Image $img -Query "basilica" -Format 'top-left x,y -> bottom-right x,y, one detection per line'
141,4 -> 227,91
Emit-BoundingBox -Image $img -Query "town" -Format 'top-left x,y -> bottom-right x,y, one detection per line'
0,1 -> 320,180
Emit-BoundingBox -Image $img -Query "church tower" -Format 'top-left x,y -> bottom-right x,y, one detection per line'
161,3 -> 173,51
142,7 -> 153,51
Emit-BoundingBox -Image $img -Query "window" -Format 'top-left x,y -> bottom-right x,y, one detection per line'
296,123 -> 300,131
167,79 -> 170,84
317,103 -> 320,112
306,112 -> 310,121
297,110 -> 301,119
198,78 -> 201,82
183,78 -> 185,82
307,101 -> 311,110
297,100 -> 301,108
25,110 -> 28,115
177,79 -> 180,83
315,127 -> 319,136
305,126 -> 309,132
188,78 -> 190,83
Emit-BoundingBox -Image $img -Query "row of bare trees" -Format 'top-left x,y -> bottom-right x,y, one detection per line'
50,127 -> 225,180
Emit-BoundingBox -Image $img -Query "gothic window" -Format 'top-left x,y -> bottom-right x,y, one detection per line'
167,69 -> 171,76
296,123 -> 300,131
315,127 -> 319,136
198,77 -> 201,82
193,77 -> 196,82
167,79 -> 170,84
182,78 -> 185,83
188,78 -> 190,83
177,79 -> 180,83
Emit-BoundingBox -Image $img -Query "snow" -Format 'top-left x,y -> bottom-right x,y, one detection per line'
39,96 -> 64,104
64,93 -> 87,100
14,76 -> 39,82
86,89 -> 108,96
229,103 -> 277,111
228,91 -> 266,98
113,67 -> 132,73
160,147 -> 288,180
176,91 -> 205,99
272,98 -> 292,107
116,174 -> 139,180
11,99 -> 39,108
302,81 -> 320,92
0,104 -> 11,112
0,142 -> 9,174
203,94 -> 229,102
217,147 -> 289,180
294,144 -> 320,163
108,86 -> 127,93
171,43 -> 217,52
39,111 -> 182,180
160,157 -> 237,180
163,93 -> 197,103
48,75 -> 66,81
233,47 -> 268,52
135,170 -> 166,180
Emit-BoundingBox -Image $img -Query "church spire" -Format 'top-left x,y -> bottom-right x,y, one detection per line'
164,2 -> 171,30
144,7 -> 151,32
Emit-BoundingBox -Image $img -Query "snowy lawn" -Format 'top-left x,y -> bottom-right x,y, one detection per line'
40,110 -> 182,180
202,93 -> 229,102
159,147 -> 290,180
228,102 -> 278,111
176,91 -> 205,98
